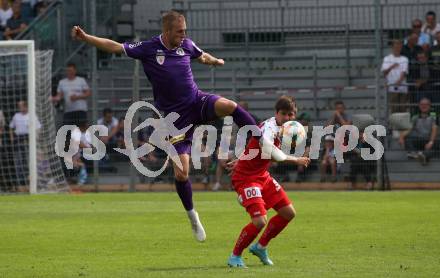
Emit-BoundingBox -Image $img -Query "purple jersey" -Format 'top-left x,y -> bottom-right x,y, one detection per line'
123,35 -> 203,112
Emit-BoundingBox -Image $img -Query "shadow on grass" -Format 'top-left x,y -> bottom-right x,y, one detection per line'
143,264 -> 266,272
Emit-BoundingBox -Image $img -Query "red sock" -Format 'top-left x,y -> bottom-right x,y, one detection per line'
233,222 -> 262,256
258,215 -> 290,247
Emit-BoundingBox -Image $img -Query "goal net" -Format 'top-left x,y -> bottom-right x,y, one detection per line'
0,41 -> 67,194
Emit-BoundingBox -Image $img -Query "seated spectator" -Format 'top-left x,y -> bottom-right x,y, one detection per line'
407,19 -> 431,51
422,11 -> 440,42
3,0 -> 28,40
399,98 -> 438,165
327,100 -> 352,130
0,0 -> 12,38
70,121 -> 92,185
381,40 -> 409,113
97,107 -> 119,148
320,135 -> 337,183
348,132 -> 376,190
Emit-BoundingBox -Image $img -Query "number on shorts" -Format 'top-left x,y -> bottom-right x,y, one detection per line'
244,187 -> 262,199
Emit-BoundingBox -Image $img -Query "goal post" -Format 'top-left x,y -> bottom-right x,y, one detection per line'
0,40 -> 67,194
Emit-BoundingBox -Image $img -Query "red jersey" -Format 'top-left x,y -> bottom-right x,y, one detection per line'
232,117 -> 281,180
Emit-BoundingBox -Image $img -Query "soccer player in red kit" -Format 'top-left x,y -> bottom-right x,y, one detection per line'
227,96 -> 311,268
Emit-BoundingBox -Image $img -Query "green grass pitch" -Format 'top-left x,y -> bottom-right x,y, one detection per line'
1,191 -> 439,277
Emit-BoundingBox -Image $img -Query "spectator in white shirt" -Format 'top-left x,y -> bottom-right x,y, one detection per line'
0,0 -> 12,35
52,63 -> 91,126
381,40 -> 409,113
97,107 -> 119,148
70,121 -> 92,185
52,63 -> 91,152
422,10 -> 440,44
9,100 -> 41,185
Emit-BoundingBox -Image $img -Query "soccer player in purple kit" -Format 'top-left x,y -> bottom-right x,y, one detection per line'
71,10 -> 256,242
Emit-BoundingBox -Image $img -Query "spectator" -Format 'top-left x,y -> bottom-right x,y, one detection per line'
52,63 -> 91,151
402,33 -> 424,67
70,121 -> 91,185
295,112 -> 313,182
348,132 -> 376,190
0,0 -> 12,39
97,107 -> 119,148
412,51 -> 433,105
422,11 -> 440,41
381,39 -> 409,113
408,19 -> 431,51
320,135 -> 337,183
327,100 -> 352,130
399,98 -> 438,165
3,0 -> 28,40
9,100 -> 40,185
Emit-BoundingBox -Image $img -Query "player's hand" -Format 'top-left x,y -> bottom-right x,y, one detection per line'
294,157 -> 311,168
70,95 -> 79,101
425,141 -> 434,150
225,158 -> 237,175
215,59 -> 225,66
71,25 -> 87,41
398,136 -> 405,147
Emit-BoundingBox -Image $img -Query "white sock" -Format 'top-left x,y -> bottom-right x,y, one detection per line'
187,209 -> 197,219
257,243 -> 266,249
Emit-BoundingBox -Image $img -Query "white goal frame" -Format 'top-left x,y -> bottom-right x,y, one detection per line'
0,40 -> 37,194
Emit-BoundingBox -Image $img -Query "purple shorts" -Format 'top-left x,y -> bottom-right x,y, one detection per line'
165,91 -> 220,155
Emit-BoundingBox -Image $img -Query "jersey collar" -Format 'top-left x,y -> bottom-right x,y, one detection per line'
159,34 -> 183,51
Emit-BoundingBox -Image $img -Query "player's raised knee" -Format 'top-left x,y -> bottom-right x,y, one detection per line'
174,168 -> 189,181
214,98 -> 237,117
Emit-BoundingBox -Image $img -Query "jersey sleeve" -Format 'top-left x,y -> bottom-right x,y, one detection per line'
56,80 -> 63,94
123,41 -> 150,60
71,128 -> 81,142
81,77 -> 90,91
185,38 -> 203,59
380,56 -> 389,72
9,114 -> 16,129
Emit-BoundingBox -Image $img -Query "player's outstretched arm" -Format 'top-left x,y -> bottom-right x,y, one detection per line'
285,156 -> 311,167
71,26 -> 124,54
197,52 -> 225,66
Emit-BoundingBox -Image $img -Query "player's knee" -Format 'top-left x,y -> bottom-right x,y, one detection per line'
282,207 -> 296,221
174,169 -> 189,181
216,98 -> 237,116
252,216 -> 267,230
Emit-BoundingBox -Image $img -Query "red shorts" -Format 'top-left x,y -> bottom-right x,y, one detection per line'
232,173 -> 292,218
